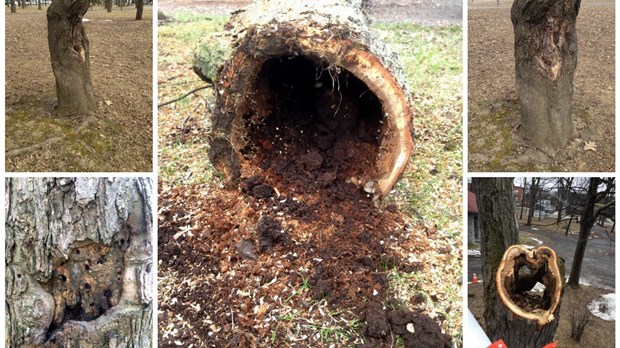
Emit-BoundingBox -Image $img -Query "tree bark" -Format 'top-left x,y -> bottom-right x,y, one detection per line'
511,0 -> 580,152
47,0 -> 96,117
135,0 -> 143,20
495,245 -> 564,347
472,178 -> 520,338
6,178 -> 153,348
194,0 -> 414,199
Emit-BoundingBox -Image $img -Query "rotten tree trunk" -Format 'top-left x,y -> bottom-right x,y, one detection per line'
495,245 -> 564,347
6,178 -> 153,348
47,0 -> 96,117
511,0 -> 579,153
472,178 -> 520,338
194,0 -> 414,199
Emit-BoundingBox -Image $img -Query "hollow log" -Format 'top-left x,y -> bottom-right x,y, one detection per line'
493,245 -> 564,347
194,0 -> 414,199
6,178 -> 153,347
511,0 -> 579,152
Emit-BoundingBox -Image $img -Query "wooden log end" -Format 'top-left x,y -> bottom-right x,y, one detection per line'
208,6 -> 414,198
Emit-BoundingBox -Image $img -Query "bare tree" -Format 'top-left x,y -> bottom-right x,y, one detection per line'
526,177 -> 540,226
567,177 -> 615,288
519,177 -> 527,220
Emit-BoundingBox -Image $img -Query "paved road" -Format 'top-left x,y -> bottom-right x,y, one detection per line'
468,224 -> 615,290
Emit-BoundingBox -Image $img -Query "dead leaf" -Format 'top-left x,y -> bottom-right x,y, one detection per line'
256,303 -> 269,321
584,141 -> 597,152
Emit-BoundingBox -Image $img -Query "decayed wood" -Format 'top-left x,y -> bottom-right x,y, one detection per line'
511,0 -> 580,152
494,245 -> 564,347
6,178 -> 153,348
194,0 -> 414,198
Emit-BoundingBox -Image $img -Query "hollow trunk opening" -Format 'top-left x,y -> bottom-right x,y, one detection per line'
238,55 -> 385,195
492,245 -> 564,347
202,0 -> 414,199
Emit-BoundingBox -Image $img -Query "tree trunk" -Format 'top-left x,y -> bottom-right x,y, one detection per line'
519,178 -> 526,220
6,178 -> 153,348
105,0 -> 111,12
11,0 -> 16,13
511,0 -> 580,153
567,177 -> 598,288
38,0 -> 42,10
194,0 -> 414,199
135,0 -> 143,20
472,178 -> 520,339
495,245 -> 564,347
526,178 -> 540,226
47,0 -> 96,117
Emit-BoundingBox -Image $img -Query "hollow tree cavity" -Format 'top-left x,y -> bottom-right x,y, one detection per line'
494,245 -> 564,347
194,0 -> 414,199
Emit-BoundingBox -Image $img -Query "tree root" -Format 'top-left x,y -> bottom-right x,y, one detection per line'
6,114 -> 99,158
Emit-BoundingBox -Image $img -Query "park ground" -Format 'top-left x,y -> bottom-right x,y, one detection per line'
468,0 -> 615,172
157,0 -> 463,346
5,5 -> 153,172
468,214 -> 615,347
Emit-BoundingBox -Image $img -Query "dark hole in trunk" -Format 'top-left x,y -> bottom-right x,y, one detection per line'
512,265 -> 550,311
242,56 -> 384,195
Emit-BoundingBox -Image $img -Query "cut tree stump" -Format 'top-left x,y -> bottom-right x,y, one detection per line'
6,178 -> 153,347
194,0 -> 414,199
493,245 -> 564,347
511,0 -> 580,153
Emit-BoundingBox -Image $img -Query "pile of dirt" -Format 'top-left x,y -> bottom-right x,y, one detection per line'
158,174 -> 452,346
510,292 -> 550,312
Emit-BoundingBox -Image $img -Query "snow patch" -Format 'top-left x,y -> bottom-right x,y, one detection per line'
588,293 -> 615,321
530,237 -> 543,245
468,249 -> 480,256
82,18 -> 91,22
530,227 -> 539,231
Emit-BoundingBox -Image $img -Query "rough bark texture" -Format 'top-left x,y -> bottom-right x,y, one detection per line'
6,178 -> 153,348
472,178 -> 520,340
194,0 -> 414,199
47,0 -> 96,117
494,245 -> 564,347
511,0 -> 579,152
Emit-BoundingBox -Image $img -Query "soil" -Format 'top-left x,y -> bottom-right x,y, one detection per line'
5,6 -> 153,172
468,283 -> 615,347
158,0 -> 462,25
158,174 -> 455,346
468,0 -> 615,172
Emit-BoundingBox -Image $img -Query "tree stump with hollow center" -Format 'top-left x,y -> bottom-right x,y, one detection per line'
194,0 -> 414,199
494,245 -> 564,347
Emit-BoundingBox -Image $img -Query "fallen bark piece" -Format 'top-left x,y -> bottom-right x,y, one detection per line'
195,0 -> 414,199
494,245 -> 564,347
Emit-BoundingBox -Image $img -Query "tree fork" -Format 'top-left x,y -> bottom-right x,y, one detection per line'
511,0 -> 580,152
194,0 -> 414,199
47,0 -> 96,117
494,245 -> 564,347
